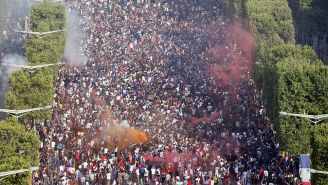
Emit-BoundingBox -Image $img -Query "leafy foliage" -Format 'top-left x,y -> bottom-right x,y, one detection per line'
311,123 -> 328,185
246,0 -> 295,49
5,69 -> 55,120
221,0 -> 328,180
0,117 -> 40,185
26,33 -> 65,65
258,44 -> 321,123
254,45 -> 328,155
220,0 -> 295,49
2,1 -> 65,184
275,59 -> 328,154
30,0 -> 66,32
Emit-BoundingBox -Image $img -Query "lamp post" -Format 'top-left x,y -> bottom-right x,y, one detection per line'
0,167 -> 38,181
279,111 -> 328,125
0,105 -> 53,118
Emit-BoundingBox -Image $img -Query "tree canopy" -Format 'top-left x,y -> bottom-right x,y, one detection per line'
275,58 -> 328,154
1,1 -> 66,183
0,117 -> 40,185
30,0 -> 66,32
221,0 -> 295,50
252,44 -> 328,155
246,0 -> 295,49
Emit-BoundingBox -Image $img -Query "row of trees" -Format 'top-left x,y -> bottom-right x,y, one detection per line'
0,0 -> 66,184
221,0 -> 328,184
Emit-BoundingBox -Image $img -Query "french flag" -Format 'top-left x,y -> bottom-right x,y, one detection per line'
300,154 -> 311,185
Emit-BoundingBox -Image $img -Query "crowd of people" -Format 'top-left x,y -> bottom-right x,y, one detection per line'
20,0 -> 301,184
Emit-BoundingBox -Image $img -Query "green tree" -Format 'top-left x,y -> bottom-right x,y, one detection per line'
26,33 -> 65,65
0,117 -> 40,185
275,58 -> 328,155
257,45 -> 319,124
5,69 -> 55,121
220,0 -> 328,177
30,0 -> 66,32
246,0 -> 295,49
311,123 -> 328,185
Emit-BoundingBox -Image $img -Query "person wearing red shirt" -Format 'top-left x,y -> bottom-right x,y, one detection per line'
119,160 -> 125,169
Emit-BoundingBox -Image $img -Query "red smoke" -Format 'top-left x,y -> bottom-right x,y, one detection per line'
231,23 -> 256,62
204,22 -> 255,92
143,151 -> 195,165
191,112 -> 219,124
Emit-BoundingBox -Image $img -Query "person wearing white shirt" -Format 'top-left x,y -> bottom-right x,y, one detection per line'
104,147 -> 108,154
106,172 -> 111,183
264,170 -> 268,177
136,168 -> 140,183
195,177 -> 200,185
151,166 -> 156,181
144,168 -> 149,183
129,165 -> 134,174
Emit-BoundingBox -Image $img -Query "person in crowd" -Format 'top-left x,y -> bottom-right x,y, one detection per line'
24,0 -> 302,184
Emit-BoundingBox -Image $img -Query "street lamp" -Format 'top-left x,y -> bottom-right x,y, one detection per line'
15,29 -> 66,38
0,105 -> 53,118
279,111 -> 328,125
0,62 -> 64,73
0,166 -> 38,181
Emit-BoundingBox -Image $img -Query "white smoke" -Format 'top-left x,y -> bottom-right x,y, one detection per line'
0,54 -> 27,92
1,54 -> 27,74
0,54 -> 27,119
63,8 -> 87,65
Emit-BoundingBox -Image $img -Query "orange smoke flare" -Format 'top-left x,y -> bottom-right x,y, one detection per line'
130,128 -> 148,142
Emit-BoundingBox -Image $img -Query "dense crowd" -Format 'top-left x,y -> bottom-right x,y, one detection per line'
20,0 -> 301,184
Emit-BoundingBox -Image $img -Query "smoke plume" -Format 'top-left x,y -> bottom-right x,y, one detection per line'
1,54 -> 27,73
63,8 -> 87,66
98,100 -> 148,149
102,121 -> 148,149
204,22 -> 255,94
0,54 -> 27,119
